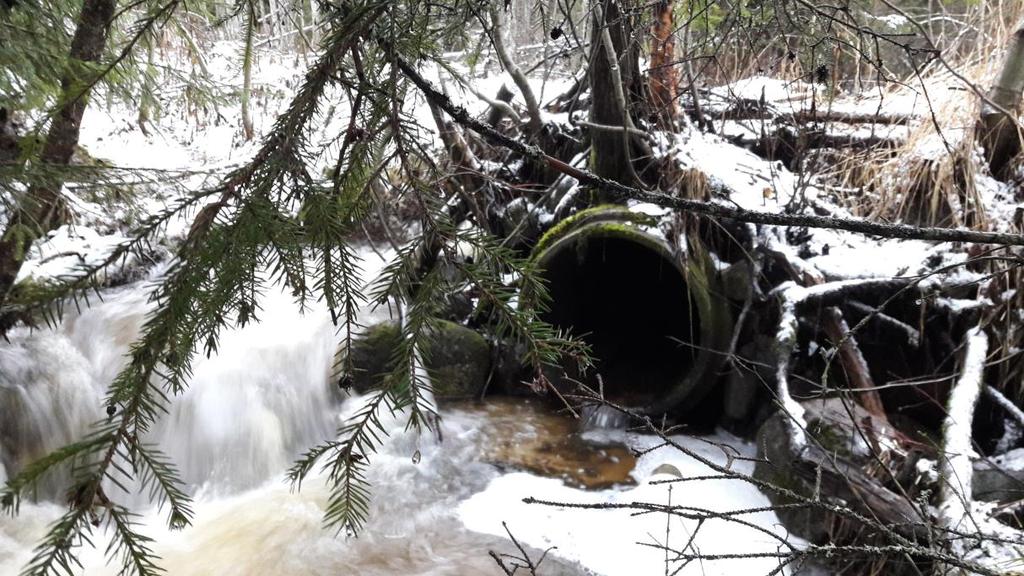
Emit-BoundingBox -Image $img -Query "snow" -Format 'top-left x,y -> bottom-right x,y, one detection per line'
806,234 -> 936,279
990,447 -> 1024,471
707,76 -> 814,107
16,224 -> 129,283
773,287 -> 808,449
658,129 -> 819,211
459,430 -> 803,576
873,14 -> 910,29
627,201 -> 669,218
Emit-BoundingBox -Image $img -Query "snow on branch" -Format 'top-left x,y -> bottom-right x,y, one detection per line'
938,326 -> 988,531
984,384 -> 1024,430
774,283 -> 808,449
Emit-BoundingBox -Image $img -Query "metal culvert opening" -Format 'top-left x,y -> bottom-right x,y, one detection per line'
538,232 -> 701,408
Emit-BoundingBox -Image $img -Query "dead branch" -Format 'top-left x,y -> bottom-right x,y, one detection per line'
821,306 -> 888,421
489,3 -> 543,133
846,300 -> 921,348
985,384 -> 1024,431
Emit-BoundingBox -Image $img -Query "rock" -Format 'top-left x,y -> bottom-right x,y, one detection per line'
800,397 -> 892,462
753,410 -> 834,543
426,321 -> 492,398
973,448 -> 1024,502
720,259 -> 754,301
347,322 -> 401,392
650,463 -> 683,478
753,397 -> 904,543
721,335 -> 772,432
347,320 -> 491,399
488,339 -> 533,396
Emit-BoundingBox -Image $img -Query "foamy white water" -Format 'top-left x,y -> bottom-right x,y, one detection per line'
1,247 -> 799,576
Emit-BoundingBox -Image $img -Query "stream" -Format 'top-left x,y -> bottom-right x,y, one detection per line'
0,248 -> 800,576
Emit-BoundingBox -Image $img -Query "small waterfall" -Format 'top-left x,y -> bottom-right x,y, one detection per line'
0,251 -> 396,498
0,325 -> 108,492
579,404 -> 632,431
150,285 -> 339,494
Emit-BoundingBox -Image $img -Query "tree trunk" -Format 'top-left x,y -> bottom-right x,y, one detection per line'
0,0 -> 116,313
589,0 -> 642,191
978,17 -> 1024,179
648,0 -> 678,129
490,2 -> 543,134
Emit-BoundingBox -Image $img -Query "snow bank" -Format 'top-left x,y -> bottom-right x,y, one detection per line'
460,430 -> 801,576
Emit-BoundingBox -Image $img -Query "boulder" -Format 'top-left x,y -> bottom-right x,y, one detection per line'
347,320 -> 491,399
753,397 -> 918,543
721,335 -> 773,432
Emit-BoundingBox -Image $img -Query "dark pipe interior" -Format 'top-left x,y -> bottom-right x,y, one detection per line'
540,235 -> 700,407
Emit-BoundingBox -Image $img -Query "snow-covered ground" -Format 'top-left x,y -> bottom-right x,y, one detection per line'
461,429 -> 803,576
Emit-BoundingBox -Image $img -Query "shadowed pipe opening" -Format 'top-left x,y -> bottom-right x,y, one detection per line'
539,234 -> 700,408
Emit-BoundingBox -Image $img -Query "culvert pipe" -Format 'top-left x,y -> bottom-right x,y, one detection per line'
530,206 -> 731,414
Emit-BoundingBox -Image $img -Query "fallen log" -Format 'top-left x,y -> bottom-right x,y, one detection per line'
687,102 -> 913,126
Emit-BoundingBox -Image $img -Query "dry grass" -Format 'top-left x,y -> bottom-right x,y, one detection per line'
821,0 -> 1023,231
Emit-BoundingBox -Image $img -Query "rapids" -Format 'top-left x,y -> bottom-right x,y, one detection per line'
0,248 -> 800,576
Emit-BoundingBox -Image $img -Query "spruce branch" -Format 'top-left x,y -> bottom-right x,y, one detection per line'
4,5 -> 391,574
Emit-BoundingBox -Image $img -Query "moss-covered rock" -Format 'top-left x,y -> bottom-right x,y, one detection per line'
752,397 -> 897,542
347,320 -> 491,399
425,320 -> 491,398
752,412 -> 831,542
348,322 -> 402,392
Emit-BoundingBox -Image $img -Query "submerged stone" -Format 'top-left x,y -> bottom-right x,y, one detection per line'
454,398 -> 637,490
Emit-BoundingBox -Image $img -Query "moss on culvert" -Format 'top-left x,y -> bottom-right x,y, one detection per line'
532,204 -> 659,258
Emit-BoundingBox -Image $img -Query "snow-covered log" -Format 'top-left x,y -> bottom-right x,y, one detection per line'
773,285 -> 808,449
938,327 -> 989,531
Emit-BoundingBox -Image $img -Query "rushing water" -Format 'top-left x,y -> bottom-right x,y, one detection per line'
0,249 -> 801,576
